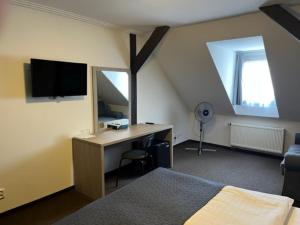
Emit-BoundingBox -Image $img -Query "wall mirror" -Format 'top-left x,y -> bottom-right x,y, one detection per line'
92,67 -> 131,133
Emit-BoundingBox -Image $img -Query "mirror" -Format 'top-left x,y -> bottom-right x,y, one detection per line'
93,67 -> 130,132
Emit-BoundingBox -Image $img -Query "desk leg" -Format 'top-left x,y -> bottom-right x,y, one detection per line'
73,139 -> 105,199
166,128 -> 174,168
100,146 -> 105,197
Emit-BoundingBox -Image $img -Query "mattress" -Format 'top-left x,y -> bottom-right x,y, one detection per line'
53,168 -> 300,225
288,207 -> 300,225
185,186 -> 295,225
53,168 -> 224,225
98,118 -> 129,128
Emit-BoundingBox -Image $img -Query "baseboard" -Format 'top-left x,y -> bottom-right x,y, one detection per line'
183,139 -> 283,159
0,186 -> 75,216
187,139 -> 232,150
173,137 -> 189,147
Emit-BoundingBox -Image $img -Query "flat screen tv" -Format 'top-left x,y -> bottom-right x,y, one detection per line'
31,59 -> 87,97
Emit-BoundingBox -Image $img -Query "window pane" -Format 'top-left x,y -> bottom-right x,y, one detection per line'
241,60 -> 276,108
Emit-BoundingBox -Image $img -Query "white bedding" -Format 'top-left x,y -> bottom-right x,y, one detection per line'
185,186 -> 297,225
98,118 -> 129,128
287,207 -> 300,225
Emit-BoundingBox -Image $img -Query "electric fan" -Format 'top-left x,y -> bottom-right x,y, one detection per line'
187,102 -> 215,155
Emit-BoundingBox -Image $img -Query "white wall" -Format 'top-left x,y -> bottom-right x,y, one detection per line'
0,5 -> 189,213
2,2 -> 297,214
207,44 -> 236,103
0,5 -> 129,213
154,10 -> 300,153
137,57 -> 190,144
190,114 -> 300,153
156,11 -> 300,120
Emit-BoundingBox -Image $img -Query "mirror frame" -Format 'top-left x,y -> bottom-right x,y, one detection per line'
92,66 -> 132,133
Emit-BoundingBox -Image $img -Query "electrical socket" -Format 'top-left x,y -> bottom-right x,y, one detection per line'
0,188 -> 5,200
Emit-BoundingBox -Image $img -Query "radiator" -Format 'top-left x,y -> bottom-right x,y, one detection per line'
230,123 -> 285,154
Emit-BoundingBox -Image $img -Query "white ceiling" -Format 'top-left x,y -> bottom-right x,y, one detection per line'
14,0 -> 270,30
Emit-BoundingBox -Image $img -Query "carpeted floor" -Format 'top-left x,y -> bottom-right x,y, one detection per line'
172,142 -> 284,195
0,141 -> 284,225
0,189 -> 92,225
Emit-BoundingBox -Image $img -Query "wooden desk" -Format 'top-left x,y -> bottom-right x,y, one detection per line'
72,124 -> 173,199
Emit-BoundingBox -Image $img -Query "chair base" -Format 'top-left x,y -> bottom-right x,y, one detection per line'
115,157 -> 154,187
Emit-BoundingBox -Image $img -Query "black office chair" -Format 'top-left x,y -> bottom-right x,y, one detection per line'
116,134 -> 155,187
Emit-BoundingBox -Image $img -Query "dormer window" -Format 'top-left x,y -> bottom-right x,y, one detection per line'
207,36 -> 279,118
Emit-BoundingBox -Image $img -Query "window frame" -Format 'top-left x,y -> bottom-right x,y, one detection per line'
233,50 -> 271,106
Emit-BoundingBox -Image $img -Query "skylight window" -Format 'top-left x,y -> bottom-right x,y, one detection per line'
235,51 -> 276,109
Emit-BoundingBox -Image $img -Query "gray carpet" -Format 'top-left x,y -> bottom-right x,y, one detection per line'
106,141 -> 284,195
1,141 -> 285,225
173,142 -> 284,195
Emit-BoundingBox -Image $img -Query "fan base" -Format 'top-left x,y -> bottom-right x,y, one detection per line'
185,148 -> 216,155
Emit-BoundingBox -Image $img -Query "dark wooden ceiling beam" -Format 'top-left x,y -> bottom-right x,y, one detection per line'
131,26 -> 170,74
129,26 -> 169,124
130,33 -> 137,73
260,4 -> 300,41
130,34 -> 138,125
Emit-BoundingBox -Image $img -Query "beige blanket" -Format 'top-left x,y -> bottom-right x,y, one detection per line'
287,208 -> 300,225
185,186 -> 294,225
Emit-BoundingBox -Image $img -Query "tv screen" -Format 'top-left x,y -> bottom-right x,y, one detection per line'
31,59 -> 87,97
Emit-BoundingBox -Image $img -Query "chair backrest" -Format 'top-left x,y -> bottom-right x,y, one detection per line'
142,134 -> 155,149
295,133 -> 300,145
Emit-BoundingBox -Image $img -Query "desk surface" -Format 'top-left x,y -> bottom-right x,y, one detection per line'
74,124 -> 173,147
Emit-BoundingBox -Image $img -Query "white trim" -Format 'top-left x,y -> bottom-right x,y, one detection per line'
233,105 -> 279,119
10,0 -> 135,32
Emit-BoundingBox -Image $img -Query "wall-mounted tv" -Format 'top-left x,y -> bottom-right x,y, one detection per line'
31,59 -> 87,97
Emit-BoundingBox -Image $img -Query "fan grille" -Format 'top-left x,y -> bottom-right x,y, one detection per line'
194,102 -> 214,123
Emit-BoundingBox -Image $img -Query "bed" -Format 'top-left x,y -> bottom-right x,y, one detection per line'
98,118 -> 129,129
53,168 -> 300,225
98,101 -> 129,128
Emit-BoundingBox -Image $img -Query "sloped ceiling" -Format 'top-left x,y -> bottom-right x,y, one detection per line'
97,72 -> 128,106
155,9 -> 300,120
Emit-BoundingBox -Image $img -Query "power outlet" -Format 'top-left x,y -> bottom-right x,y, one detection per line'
0,188 -> 5,200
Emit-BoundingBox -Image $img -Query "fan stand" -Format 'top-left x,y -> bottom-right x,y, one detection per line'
186,121 -> 216,156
